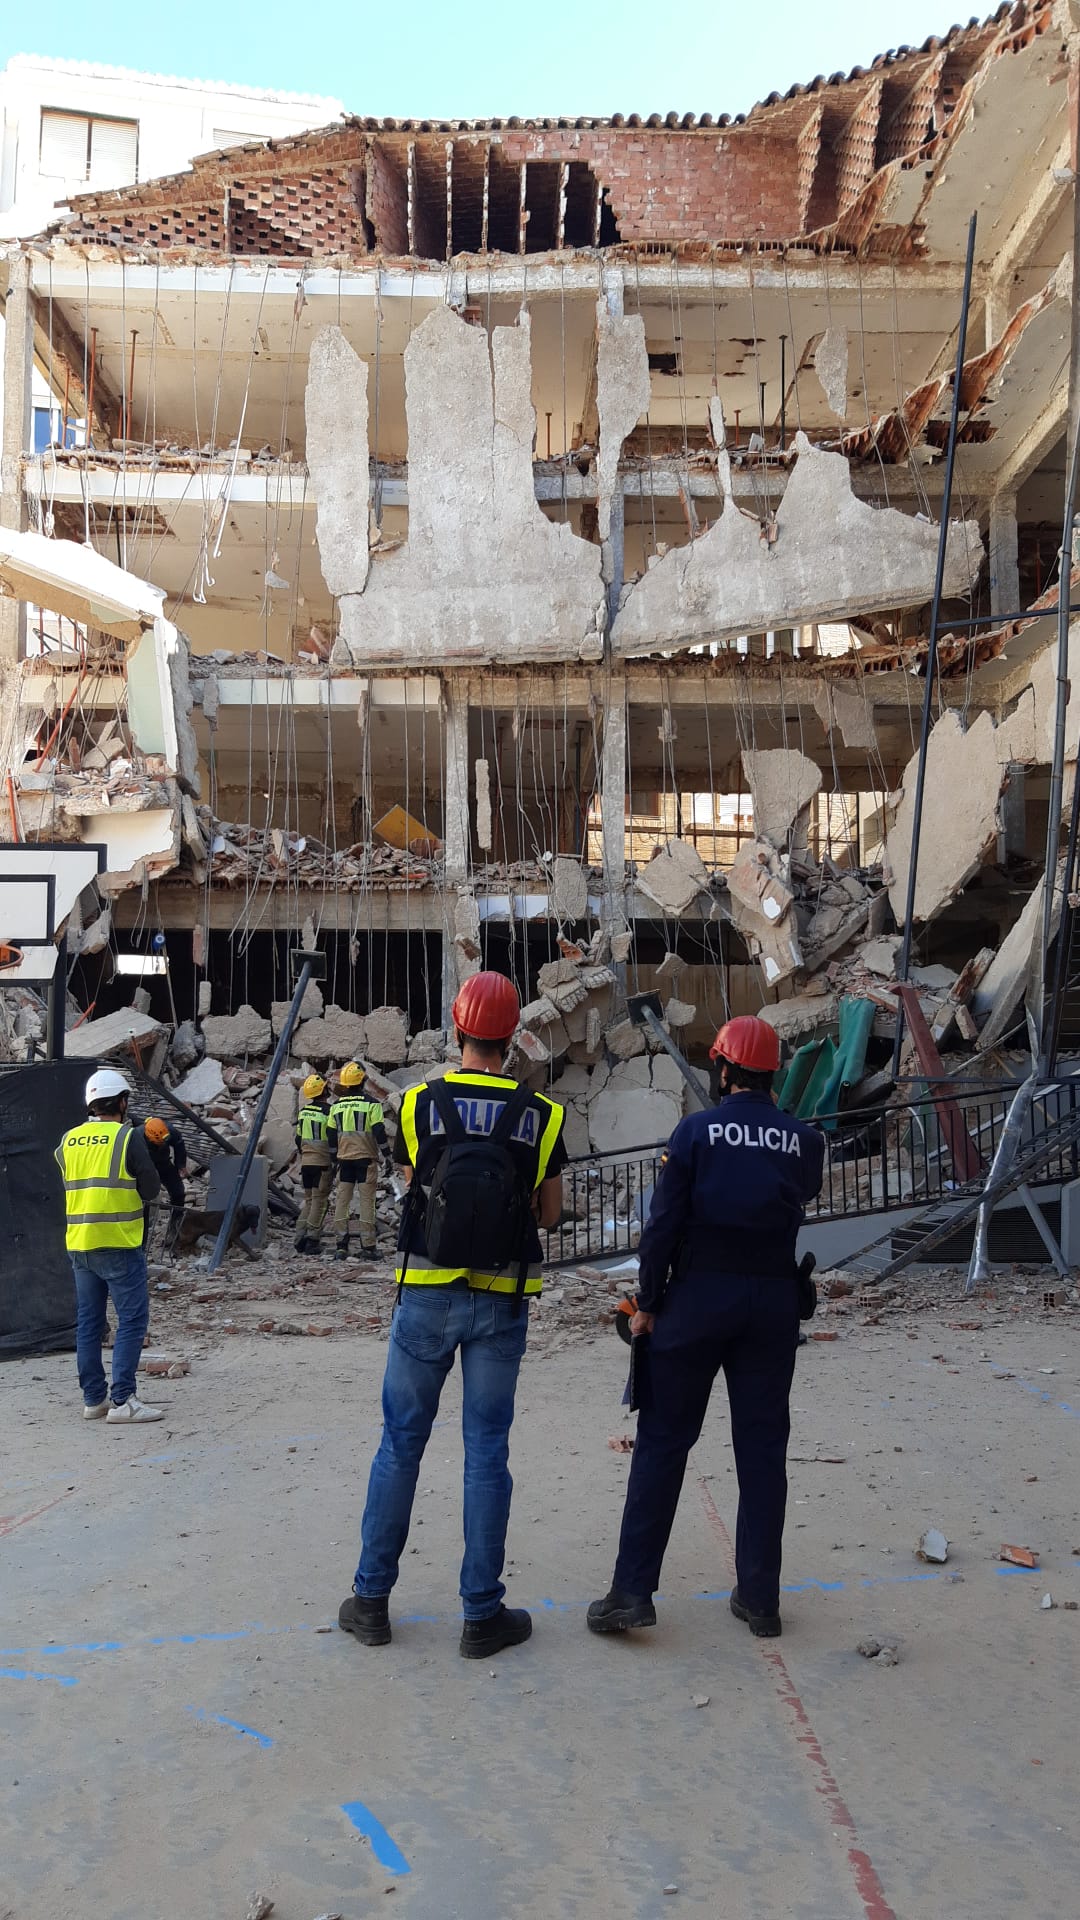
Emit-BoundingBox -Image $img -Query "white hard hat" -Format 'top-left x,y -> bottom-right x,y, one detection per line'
84,1069 -> 133,1107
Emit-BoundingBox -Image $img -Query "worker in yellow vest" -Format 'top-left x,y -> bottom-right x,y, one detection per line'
55,1069 -> 165,1424
293,1073 -> 336,1253
329,1061 -> 389,1261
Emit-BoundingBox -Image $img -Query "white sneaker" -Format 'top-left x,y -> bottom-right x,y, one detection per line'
83,1398 -> 109,1420
106,1394 -> 164,1424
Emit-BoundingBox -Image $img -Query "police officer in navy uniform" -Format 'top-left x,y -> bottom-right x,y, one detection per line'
339,972 -> 567,1660
588,1015 -> 824,1640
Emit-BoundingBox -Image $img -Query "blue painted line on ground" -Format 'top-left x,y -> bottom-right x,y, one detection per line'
995,1564 -> 1041,1576
991,1363 -> 1080,1419
187,1707 -> 273,1747
1,1665 -> 77,1686
341,1800 -> 411,1874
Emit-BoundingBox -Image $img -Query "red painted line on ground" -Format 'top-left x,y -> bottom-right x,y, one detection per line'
697,1477 -> 897,1920
0,1492 -> 73,1540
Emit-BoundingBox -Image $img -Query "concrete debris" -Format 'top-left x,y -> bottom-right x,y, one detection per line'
198,980 -> 213,1018
916,1528 -> 950,1564
725,838 -> 802,985
305,326 -> 370,597
474,757 -> 493,852
365,1005 -> 409,1066
887,711 -> 1005,925
589,1054 -> 682,1153
858,1639 -> 900,1667
174,1056 -> 227,1106
246,1894 -> 275,1920
293,1007 -> 368,1063
551,855 -> 589,921
201,1005 -> 272,1059
759,991 -> 840,1045
654,950 -> 686,983
63,1006 -> 167,1062
1000,1545 -> 1039,1567
612,432 -> 981,656
595,298 -> 651,543
664,997 -> 696,1029
169,1019 -> 202,1072
860,936 -> 903,978
815,325 -> 849,418
973,862 -> 1064,1053
605,1018 -> 646,1060
1041,1592 -> 1056,1609
407,1028 -> 446,1064
637,837 -> 709,914
610,932 -> 633,963
271,982 -> 325,1032
742,748 -> 822,848
331,306 -> 605,666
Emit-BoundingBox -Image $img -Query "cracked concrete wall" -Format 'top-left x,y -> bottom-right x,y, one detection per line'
815,327 -> 849,418
886,710 -> 1005,925
331,306 -> 605,667
596,299 -> 650,541
610,432 -> 982,657
306,327 -> 370,598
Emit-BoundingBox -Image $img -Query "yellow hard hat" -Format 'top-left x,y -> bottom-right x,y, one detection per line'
144,1116 -> 170,1146
340,1060 -> 366,1089
301,1073 -> 327,1101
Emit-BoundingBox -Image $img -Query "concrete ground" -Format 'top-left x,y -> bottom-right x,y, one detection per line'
2,1298 -> 1079,1920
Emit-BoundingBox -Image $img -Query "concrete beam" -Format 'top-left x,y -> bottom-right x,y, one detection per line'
35,251 -> 974,302
600,670 -> 628,933
988,494 -> 1021,618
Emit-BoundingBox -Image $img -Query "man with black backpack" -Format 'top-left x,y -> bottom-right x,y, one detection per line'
338,971 -> 566,1659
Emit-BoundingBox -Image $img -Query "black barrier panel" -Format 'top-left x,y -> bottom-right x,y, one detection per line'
0,1062 -> 90,1358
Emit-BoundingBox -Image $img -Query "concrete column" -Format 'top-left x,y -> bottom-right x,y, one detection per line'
989,493 -> 1021,619
441,675 -> 471,1023
600,669 -> 627,934
0,252 -> 34,667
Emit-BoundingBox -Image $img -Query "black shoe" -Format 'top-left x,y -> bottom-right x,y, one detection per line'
338,1593 -> 391,1646
334,1235 -> 349,1263
586,1586 -> 657,1633
359,1242 -> 377,1258
459,1605 -> 532,1659
730,1585 -> 782,1637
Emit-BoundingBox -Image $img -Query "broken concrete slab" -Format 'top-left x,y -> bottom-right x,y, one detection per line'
655,950 -> 686,984
973,863 -> 1063,1052
331,307 -> 605,667
270,981 -> 325,1033
63,1005 -> 167,1062
201,1005 -> 272,1059
474,758 -> 493,852
611,432 -> 982,657
589,1078 -> 681,1154
551,856 -> 589,921
306,326 -> 370,598
742,748 -> 822,848
887,710 -> 1005,925
596,298 -> 651,542
860,935 -> 903,978
293,1006 -> 368,1062
363,1005 -> 409,1066
637,837 -> 709,914
537,958 -> 582,992
759,992 -> 840,1045
814,681 -> 880,752
814,325 -> 849,418
664,997 -> 696,1028
174,1055 -> 227,1106
726,838 -> 803,986
407,1028 -> 446,1065
605,1017 -> 646,1060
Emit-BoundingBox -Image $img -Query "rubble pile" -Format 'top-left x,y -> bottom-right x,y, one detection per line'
204,818 -> 442,892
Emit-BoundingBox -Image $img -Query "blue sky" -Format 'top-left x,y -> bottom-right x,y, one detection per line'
5,1 -> 973,119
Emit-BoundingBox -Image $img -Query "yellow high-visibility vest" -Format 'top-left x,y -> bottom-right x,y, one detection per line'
329,1096 -> 384,1135
55,1121 -> 143,1253
297,1103 -> 330,1144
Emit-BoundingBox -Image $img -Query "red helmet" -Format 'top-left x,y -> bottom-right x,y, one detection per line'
451,971 -> 521,1042
709,1015 -> 780,1074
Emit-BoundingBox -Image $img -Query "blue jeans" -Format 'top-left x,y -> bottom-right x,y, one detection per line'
354,1285 -> 528,1620
71,1246 -> 150,1407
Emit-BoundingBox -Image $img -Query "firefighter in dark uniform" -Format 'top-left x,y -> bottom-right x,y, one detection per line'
339,972 -> 567,1661
143,1117 -> 188,1247
588,1015 -> 825,1640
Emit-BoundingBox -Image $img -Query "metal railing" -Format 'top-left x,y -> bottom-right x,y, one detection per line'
543,1077 -> 1080,1267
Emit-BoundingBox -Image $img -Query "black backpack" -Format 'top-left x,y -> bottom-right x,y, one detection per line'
403,1078 -> 535,1310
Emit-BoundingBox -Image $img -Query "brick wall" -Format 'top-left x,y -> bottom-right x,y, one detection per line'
365,141 -> 409,254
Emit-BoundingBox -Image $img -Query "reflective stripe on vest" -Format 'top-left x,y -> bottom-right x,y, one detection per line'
55,1121 -> 143,1253
329,1096 -> 383,1135
396,1073 -> 564,1294
297,1104 -> 329,1143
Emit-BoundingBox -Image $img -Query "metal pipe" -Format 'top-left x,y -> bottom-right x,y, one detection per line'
892,211 -> 978,1078
207,957 -> 314,1273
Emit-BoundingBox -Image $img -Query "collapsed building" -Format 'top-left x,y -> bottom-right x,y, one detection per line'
3,1 -> 1080,1198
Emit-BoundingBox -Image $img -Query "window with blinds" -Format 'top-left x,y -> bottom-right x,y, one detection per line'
38,110 -> 139,189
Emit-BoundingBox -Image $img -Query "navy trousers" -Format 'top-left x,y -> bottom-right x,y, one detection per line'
613,1270 -> 799,1612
